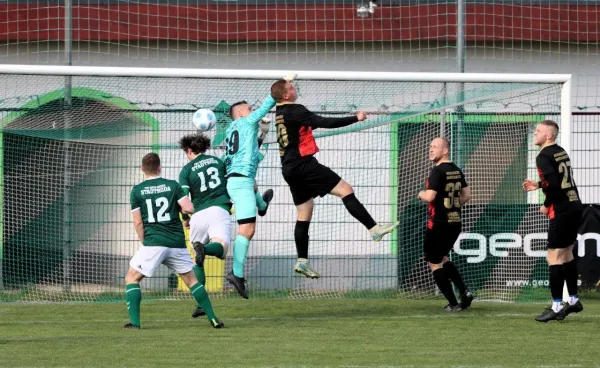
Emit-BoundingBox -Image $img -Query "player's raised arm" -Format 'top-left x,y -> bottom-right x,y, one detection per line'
296,105 -> 365,130
244,94 -> 276,126
239,76 -> 295,128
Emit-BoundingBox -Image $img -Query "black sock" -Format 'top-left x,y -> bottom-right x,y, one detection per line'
549,264 -> 565,301
563,259 -> 578,297
432,268 -> 458,306
443,261 -> 467,295
341,193 -> 377,229
294,221 -> 310,259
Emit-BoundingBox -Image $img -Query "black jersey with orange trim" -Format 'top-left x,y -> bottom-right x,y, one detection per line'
275,103 -> 358,167
426,162 -> 468,228
536,144 -> 582,217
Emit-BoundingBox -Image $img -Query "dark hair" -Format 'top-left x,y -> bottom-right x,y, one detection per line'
179,133 -> 211,155
539,119 -> 559,136
142,152 -> 160,174
229,101 -> 247,120
270,79 -> 288,102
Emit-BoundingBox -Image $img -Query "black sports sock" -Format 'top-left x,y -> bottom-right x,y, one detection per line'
563,259 -> 579,296
432,268 -> 458,306
444,261 -> 467,295
341,193 -> 377,229
549,264 -> 565,301
294,221 -> 310,259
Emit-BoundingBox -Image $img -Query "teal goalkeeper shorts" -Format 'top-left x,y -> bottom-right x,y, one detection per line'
226,176 -> 256,224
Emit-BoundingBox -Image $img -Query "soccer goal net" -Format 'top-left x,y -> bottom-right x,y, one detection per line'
0,65 -> 571,303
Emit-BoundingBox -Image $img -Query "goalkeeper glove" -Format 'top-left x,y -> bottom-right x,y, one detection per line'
284,73 -> 297,82
258,117 -> 270,147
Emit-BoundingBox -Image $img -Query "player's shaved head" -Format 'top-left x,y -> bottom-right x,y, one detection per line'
533,120 -> 559,147
271,80 -> 288,102
429,137 -> 451,164
271,79 -> 297,103
142,152 -> 160,175
434,137 -> 450,150
539,120 -> 559,139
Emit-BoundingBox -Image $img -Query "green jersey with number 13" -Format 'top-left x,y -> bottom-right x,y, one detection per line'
179,154 -> 231,213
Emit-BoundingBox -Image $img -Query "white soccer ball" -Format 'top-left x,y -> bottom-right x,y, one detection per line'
192,108 -> 217,131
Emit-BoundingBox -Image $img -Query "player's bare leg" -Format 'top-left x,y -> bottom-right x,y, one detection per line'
329,179 -> 398,242
293,199 -> 320,279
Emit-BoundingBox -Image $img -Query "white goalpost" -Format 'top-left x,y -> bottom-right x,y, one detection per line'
0,64 -> 571,303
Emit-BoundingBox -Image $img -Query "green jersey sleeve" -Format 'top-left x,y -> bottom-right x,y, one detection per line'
130,188 -> 141,211
174,182 -> 187,204
179,165 -> 191,196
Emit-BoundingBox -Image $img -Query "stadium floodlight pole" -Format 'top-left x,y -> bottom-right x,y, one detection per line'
62,0 -> 73,293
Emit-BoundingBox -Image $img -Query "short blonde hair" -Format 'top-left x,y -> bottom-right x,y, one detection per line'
539,120 -> 559,140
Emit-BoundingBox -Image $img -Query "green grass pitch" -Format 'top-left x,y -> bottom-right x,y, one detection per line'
1,298 -> 599,367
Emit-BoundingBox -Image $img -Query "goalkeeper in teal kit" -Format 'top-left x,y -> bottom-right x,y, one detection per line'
223,82 -> 283,298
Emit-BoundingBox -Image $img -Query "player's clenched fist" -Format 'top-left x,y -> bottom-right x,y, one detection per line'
356,111 -> 367,121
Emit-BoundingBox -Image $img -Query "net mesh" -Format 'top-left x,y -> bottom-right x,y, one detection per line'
0,73 -> 563,302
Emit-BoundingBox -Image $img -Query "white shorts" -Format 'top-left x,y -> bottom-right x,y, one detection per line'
129,246 -> 194,277
189,206 -> 232,247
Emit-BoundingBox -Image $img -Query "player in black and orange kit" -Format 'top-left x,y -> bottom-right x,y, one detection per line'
418,137 -> 473,311
523,120 -> 583,322
270,78 -> 399,279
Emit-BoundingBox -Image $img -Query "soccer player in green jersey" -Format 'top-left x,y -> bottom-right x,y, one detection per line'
179,133 -> 233,317
126,153 -> 224,329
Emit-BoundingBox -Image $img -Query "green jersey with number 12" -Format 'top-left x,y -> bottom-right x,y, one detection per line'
129,177 -> 187,248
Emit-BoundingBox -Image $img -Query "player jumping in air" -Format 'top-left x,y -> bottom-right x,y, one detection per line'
270,77 -> 399,279
126,153 -> 224,329
418,137 -> 473,311
179,133 -> 234,318
523,120 -> 583,322
223,86 -> 280,298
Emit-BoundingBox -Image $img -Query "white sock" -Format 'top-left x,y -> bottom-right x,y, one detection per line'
569,296 -> 579,305
297,258 -> 308,264
369,224 -> 379,234
552,301 -> 563,313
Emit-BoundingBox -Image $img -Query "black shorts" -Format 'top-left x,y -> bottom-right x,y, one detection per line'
547,209 -> 583,249
282,158 -> 341,205
424,222 -> 462,264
